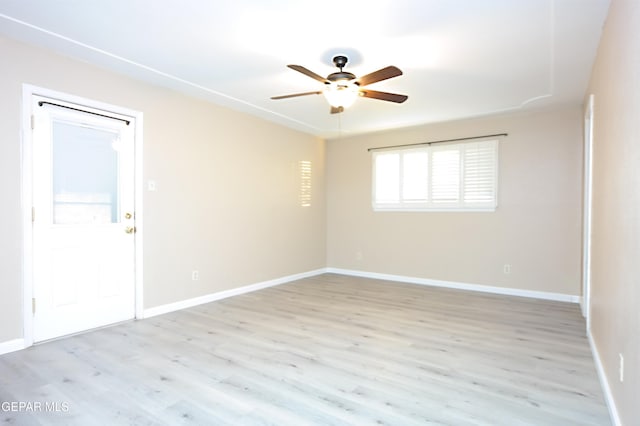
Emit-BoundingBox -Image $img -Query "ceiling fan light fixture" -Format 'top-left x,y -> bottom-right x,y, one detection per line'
323,81 -> 359,108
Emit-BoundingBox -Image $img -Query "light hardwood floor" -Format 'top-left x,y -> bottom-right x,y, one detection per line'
0,274 -> 610,425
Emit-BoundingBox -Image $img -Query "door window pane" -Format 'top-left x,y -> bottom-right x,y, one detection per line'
52,121 -> 120,224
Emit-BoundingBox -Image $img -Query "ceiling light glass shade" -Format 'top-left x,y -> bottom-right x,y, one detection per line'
323,81 -> 359,108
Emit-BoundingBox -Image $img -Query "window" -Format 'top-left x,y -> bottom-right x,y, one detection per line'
299,160 -> 312,207
372,139 -> 498,211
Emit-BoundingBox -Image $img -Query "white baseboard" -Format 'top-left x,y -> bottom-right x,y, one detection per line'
588,331 -> 621,426
0,338 -> 26,355
142,268 -> 327,318
326,268 -> 580,303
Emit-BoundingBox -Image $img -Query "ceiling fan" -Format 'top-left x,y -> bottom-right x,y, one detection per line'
271,55 -> 408,114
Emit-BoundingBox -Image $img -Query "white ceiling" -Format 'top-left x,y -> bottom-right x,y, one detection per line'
0,0 -> 610,139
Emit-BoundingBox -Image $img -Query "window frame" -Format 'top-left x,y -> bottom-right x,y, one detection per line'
371,139 -> 499,212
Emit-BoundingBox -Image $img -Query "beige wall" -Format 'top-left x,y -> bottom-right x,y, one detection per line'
0,36 -> 326,342
326,108 -> 583,296
587,0 -> 640,422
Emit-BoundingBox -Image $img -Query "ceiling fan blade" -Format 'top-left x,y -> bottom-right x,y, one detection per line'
360,89 -> 408,103
330,106 -> 344,114
271,91 -> 322,100
287,65 -> 329,83
356,66 -> 403,87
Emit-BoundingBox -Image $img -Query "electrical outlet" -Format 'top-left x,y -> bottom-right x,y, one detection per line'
503,264 -> 511,274
619,353 -> 624,382
191,270 -> 199,281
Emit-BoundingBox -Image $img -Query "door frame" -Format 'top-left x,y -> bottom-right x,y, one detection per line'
581,94 -> 594,330
21,84 -> 144,346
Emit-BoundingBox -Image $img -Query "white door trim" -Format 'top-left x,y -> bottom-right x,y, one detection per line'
21,84 -> 144,347
581,94 -> 594,330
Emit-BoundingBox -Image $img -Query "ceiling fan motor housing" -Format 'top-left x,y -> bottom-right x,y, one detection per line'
327,71 -> 357,85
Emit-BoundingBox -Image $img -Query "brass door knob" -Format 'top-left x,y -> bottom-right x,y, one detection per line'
125,226 -> 136,234
124,212 -> 133,219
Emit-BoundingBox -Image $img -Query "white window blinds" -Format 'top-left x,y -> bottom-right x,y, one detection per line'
372,139 -> 498,211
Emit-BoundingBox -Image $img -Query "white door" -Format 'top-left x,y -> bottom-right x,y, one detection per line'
581,94 -> 594,327
31,97 -> 136,342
